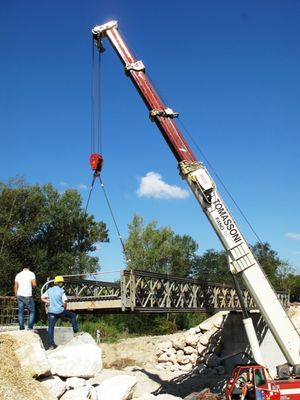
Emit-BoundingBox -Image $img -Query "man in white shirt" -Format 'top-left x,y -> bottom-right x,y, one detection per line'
14,267 -> 37,330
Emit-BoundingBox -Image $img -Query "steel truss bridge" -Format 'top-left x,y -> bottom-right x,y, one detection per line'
41,269 -> 289,314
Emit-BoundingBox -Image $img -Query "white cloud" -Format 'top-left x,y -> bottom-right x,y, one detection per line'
285,232 -> 300,241
137,171 -> 189,199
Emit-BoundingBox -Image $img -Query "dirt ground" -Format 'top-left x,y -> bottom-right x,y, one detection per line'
100,334 -> 175,369
99,334 -> 226,398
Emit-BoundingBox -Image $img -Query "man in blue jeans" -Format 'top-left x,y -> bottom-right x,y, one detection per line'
14,266 -> 37,330
41,275 -> 79,350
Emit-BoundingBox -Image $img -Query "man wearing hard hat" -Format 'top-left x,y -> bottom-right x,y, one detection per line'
41,275 -> 79,350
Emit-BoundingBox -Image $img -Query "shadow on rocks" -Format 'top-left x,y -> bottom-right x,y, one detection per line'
132,367 -> 228,398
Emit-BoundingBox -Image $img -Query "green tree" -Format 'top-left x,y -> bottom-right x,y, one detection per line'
124,214 -> 198,277
250,242 -> 288,288
0,178 -> 109,295
275,262 -> 296,291
192,242 -> 295,289
192,248 -> 232,284
288,274 -> 300,302
123,214 -> 204,335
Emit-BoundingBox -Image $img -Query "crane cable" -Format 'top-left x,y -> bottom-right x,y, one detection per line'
91,38 -> 102,156
96,174 -> 129,263
86,38 -> 130,264
85,171 -> 130,265
177,117 -> 263,245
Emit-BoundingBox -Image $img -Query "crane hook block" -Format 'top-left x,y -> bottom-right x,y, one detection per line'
90,153 -> 103,174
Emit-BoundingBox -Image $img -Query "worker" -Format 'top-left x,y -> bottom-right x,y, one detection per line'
14,266 -> 37,331
41,275 -> 79,350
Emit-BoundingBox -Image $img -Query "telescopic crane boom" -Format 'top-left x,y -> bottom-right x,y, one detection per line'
92,20 -> 300,369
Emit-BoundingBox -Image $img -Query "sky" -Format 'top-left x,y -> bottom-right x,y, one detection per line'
1,1 -> 300,281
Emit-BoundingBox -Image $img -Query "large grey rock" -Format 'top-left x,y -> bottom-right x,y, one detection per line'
137,394 -> 183,400
172,335 -> 186,351
158,340 -> 173,351
39,375 -> 66,399
47,333 -> 102,378
66,376 -> 87,389
96,375 -> 137,400
213,314 -> 225,329
9,331 -> 51,377
158,353 -> 169,363
185,333 -> 200,347
183,345 -> 196,355
60,386 -> 90,400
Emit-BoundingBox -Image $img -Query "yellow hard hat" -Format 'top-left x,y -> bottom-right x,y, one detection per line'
54,275 -> 64,283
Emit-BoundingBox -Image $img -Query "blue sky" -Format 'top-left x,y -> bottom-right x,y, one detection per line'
1,1 -> 300,279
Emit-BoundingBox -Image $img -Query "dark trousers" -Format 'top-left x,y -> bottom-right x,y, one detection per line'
17,296 -> 35,330
47,309 -> 78,346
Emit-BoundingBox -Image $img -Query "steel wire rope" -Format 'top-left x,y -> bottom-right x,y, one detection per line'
97,51 -> 103,156
85,174 -> 96,213
177,117 -> 263,245
96,175 -> 131,265
86,37 -> 130,266
86,39 -> 100,213
91,37 -> 96,154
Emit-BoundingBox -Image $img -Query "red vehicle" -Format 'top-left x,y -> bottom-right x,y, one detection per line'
224,364 -> 300,400
91,20 -> 300,399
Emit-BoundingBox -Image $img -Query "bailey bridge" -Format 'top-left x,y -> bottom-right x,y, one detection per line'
41,269 -> 289,314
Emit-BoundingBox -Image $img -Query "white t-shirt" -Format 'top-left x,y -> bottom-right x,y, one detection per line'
15,269 -> 36,296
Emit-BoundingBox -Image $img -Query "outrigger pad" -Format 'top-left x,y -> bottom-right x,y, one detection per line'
277,363 -> 290,379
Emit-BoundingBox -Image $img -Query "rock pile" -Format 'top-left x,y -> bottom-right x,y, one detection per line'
156,312 -> 228,375
155,305 -> 300,377
0,330 -> 182,400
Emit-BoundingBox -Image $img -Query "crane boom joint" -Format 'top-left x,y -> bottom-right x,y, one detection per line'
150,107 -> 179,120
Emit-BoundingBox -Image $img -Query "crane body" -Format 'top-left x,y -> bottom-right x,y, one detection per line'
92,20 -> 300,398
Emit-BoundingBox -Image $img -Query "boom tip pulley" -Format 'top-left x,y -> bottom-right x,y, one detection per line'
92,20 -> 118,53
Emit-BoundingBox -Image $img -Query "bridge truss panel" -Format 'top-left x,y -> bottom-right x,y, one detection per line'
41,270 -> 289,314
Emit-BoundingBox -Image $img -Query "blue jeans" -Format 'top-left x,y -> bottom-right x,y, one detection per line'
47,310 -> 79,346
17,296 -> 36,330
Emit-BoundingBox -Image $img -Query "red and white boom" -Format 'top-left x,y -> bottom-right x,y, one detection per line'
92,20 -> 300,369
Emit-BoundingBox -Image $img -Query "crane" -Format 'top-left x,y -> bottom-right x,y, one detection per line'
91,20 -> 300,390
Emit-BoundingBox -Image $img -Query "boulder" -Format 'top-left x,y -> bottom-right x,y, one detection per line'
172,335 -> 187,350
185,334 -> 200,347
184,345 -> 197,355
137,394 -> 183,400
39,375 -> 66,399
95,375 -> 137,400
158,340 -> 173,351
66,376 -> 86,389
11,331 -> 51,377
60,386 -> 91,400
47,333 -> 102,378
